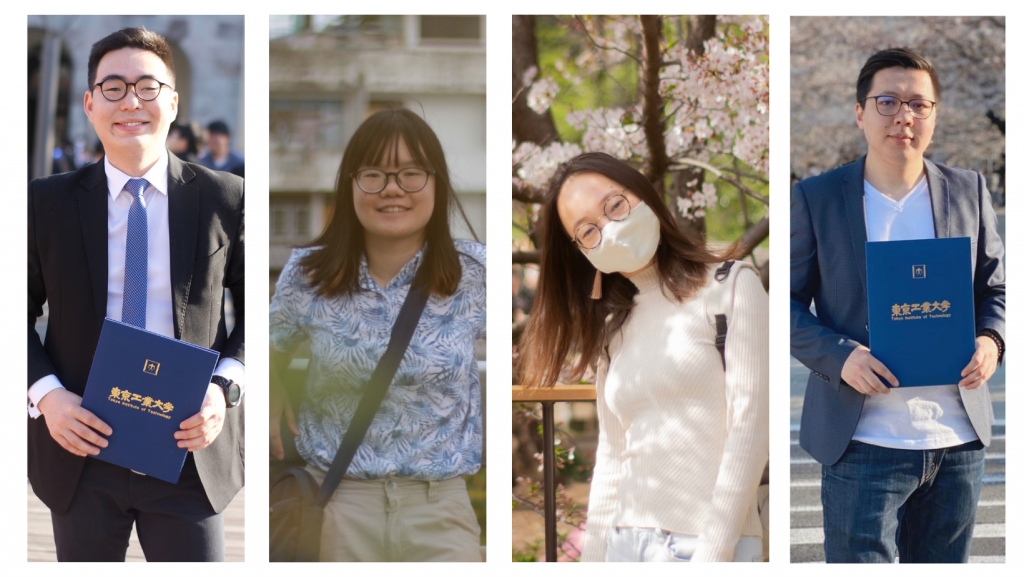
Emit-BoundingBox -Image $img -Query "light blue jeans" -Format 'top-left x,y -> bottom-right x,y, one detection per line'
605,527 -> 763,562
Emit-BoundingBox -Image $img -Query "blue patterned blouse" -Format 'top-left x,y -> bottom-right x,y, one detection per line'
270,240 -> 486,479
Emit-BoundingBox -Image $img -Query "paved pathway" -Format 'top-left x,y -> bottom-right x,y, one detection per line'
790,356 -> 1005,563
28,484 -> 244,562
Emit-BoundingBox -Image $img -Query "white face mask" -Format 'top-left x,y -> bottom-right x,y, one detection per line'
582,200 -> 661,274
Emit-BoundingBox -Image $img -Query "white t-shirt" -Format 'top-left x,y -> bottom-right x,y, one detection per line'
851,177 -> 979,449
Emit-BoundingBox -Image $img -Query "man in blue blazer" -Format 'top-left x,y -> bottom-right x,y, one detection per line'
791,48 -> 1005,563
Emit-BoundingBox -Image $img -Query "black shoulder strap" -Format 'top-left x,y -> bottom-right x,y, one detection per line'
314,285 -> 430,508
713,261 -> 734,370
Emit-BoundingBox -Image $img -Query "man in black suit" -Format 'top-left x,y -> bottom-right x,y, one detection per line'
27,28 -> 244,561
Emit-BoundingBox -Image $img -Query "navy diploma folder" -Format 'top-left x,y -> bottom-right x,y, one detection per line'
865,237 -> 976,387
80,318 -> 220,483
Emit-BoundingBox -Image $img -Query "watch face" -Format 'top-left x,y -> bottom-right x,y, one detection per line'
228,383 -> 241,405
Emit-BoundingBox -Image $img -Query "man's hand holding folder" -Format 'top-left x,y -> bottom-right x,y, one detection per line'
175,383 -> 228,452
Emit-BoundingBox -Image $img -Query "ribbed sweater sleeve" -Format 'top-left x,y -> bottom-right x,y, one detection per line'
691,268 -> 770,561
580,351 -> 626,562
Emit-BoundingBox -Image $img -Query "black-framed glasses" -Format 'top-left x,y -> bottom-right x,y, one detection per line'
865,95 -> 936,119
573,193 -> 633,249
351,167 -> 435,194
93,78 -> 174,102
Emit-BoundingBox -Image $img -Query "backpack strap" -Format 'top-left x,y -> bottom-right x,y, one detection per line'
712,261 -> 735,369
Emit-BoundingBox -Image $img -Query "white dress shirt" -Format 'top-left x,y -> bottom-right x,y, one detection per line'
28,151 -> 244,417
852,177 -> 977,449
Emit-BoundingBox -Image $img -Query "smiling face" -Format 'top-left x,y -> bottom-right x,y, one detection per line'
856,67 -> 936,168
352,136 -> 435,246
84,47 -> 177,166
556,172 -> 643,254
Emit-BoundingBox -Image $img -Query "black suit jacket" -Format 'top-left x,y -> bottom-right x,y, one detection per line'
28,153 -> 245,514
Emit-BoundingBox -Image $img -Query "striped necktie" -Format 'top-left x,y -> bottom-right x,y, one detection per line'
121,178 -> 150,329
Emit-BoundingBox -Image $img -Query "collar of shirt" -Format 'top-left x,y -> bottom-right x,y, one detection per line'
358,244 -> 426,292
104,149 -> 170,201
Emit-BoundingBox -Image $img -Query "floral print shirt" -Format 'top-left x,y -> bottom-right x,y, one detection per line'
270,240 -> 486,479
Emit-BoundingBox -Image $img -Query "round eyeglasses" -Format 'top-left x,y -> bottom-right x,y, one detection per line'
93,78 -> 173,102
351,167 -> 435,194
573,193 -> 633,249
865,95 -> 936,119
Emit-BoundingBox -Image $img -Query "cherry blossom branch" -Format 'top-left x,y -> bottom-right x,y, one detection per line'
574,15 -> 642,65
669,158 -> 769,205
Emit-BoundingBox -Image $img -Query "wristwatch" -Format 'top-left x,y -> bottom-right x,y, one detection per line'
211,376 -> 242,408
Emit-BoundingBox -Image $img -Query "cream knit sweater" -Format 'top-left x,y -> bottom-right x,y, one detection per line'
581,262 -> 769,562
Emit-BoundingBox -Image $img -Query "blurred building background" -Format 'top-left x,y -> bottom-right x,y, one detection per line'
28,15 -> 245,180
268,15 -> 486,279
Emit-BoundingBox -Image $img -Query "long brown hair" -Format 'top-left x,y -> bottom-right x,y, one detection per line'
517,152 -> 742,389
298,107 -> 475,297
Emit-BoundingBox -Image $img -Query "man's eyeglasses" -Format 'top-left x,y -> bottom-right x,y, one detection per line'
573,193 -> 633,249
93,78 -> 173,102
351,167 -> 435,194
865,95 -> 936,119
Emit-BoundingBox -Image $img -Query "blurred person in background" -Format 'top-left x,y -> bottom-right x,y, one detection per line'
269,107 -> 485,562
198,120 -> 244,174
166,120 -> 200,163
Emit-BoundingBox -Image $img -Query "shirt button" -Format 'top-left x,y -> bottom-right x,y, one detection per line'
386,480 -> 397,490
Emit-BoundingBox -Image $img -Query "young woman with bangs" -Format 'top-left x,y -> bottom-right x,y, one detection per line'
269,108 -> 485,562
517,152 -> 768,562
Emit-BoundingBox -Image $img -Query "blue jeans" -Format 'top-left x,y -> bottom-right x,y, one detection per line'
821,440 -> 985,563
605,527 -> 763,562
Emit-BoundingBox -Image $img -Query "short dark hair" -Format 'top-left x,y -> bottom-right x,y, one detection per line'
208,120 -> 230,136
87,28 -> 175,89
856,47 -> 940,106
298,107 -> 477,298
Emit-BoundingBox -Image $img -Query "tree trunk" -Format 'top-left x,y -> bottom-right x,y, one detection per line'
640,16 -> 668,194
667,16 -> 717,236
512,16 -> 560,145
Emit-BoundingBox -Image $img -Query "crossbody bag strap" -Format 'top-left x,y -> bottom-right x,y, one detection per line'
314,285 -> 430,508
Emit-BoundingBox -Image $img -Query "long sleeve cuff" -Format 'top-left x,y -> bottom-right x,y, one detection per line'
28,374 -> 65,418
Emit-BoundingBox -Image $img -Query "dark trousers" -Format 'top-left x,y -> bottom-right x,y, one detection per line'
50,454 -> 224,561
821,440 -> 986,563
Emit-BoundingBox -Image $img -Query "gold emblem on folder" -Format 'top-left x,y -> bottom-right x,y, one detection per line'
143,360 -> 160,376
912,265 -> 926,279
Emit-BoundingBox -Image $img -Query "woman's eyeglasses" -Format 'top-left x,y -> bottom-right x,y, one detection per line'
351,167 -> 435,194
573,193 -> 633,249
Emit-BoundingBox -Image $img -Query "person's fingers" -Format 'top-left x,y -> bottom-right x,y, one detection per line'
179,406 -> 214,431
62,426 -> 101,456
959,368 -> 984,388
868,358 -> 899,388
284,399 -> 299,436
74,407 -> 112,436
270,427 -> 284,460
68,419 -> 109,449
961,353 -> 982,377
176,421 -> 211,440
961,373 -> 985,389
178,434 -> 212,450
852,374 -> 875,395
864,372 -> 890,395
55,433 -> 89,457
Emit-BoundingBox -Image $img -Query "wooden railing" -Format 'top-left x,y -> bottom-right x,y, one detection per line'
512,385 -> 596,562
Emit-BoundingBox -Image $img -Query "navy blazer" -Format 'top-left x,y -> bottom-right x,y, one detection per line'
790,156 -> 1004,466
28,154 -> 245,514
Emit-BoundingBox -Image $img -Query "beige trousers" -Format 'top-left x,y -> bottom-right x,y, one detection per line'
306,467 -> 482,562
